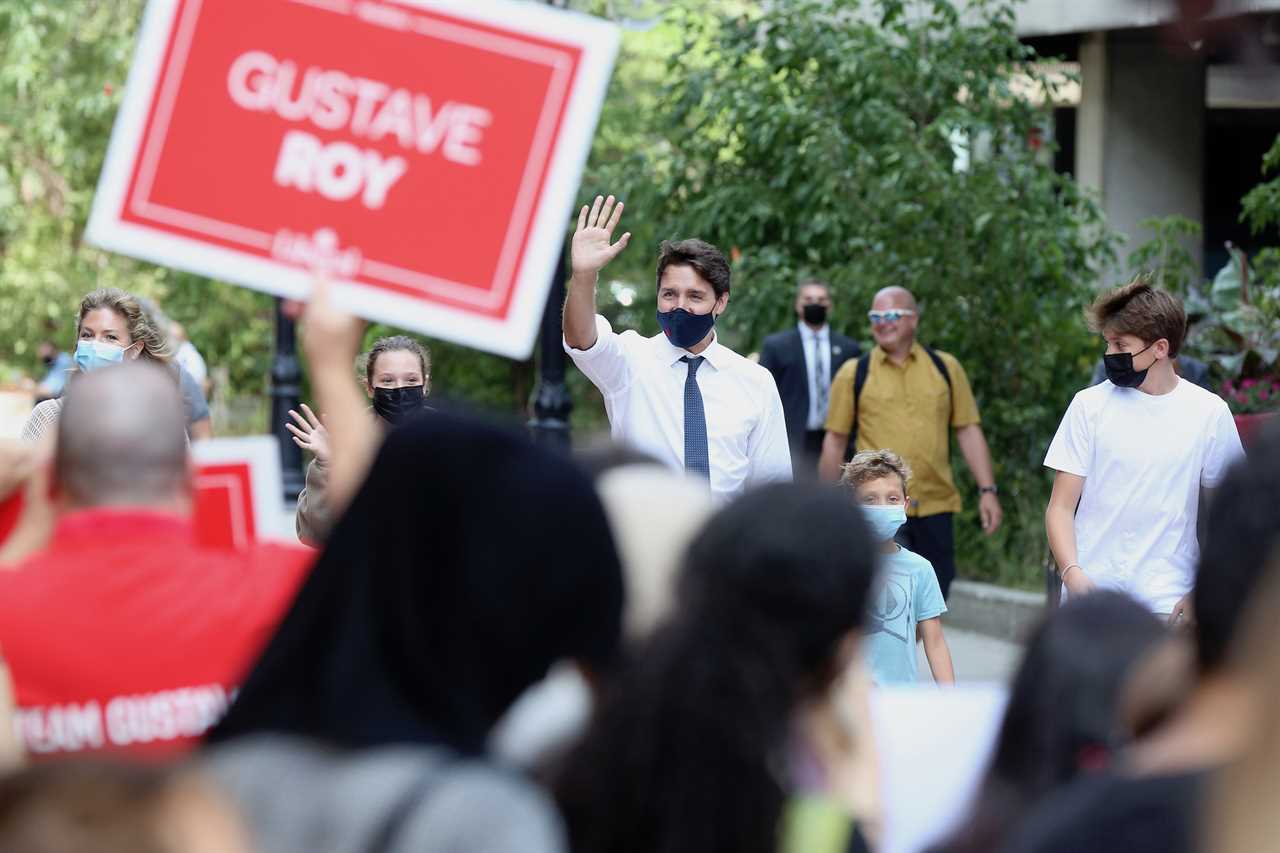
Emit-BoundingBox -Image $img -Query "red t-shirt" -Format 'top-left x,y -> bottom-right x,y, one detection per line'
0,508 -> 312,761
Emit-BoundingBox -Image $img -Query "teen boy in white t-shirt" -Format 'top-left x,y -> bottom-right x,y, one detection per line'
1044,277 -> 1244,622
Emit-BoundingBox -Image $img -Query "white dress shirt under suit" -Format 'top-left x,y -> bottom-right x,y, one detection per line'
797,322 -> 832,430
565,315 -> 793,501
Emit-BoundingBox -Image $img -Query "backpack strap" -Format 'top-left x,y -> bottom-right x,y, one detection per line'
846,354 -> 871,461
923,345 -> 953,426
922,345 -> 952,393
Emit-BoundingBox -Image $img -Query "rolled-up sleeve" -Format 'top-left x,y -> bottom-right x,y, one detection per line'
563,315 -> 631,398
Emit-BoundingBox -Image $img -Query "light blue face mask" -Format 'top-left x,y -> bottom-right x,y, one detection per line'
861,504 -> 907,542
74,339 -> 128,373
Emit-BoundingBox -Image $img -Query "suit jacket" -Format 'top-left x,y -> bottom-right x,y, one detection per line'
759,326 -> 860,453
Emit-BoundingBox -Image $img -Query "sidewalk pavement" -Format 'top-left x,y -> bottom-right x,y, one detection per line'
918,626 -> 1022,684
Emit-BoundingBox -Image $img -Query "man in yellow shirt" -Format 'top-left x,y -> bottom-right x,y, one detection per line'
818,286 -> 1002,598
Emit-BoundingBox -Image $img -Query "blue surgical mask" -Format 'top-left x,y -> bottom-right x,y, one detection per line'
861,504 -> 907,542
656,308 -> 717,350
74,340 -> 128,373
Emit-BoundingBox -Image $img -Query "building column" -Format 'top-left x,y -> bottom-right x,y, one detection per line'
1075,30 -> 1206,275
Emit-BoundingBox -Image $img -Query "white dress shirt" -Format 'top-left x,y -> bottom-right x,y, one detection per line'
797,322 -> 831,430
565,315 -> 793,501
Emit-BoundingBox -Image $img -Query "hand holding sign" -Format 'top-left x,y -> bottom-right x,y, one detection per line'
301,278 -> 368,374
572,194 -> 630,277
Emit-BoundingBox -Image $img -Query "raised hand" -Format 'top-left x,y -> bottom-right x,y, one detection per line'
571,194 -> 631,276
285,403 -> 331,466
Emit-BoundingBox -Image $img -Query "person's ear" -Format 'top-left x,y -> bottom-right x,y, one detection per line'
715,292 -> 730,316
362,380 -> 374,399
423,374 -> 432,396
1155,338 -> 1171,359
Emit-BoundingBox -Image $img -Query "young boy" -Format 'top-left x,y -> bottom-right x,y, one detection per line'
1044,276 -> 1244,622
841,449 -> 956,685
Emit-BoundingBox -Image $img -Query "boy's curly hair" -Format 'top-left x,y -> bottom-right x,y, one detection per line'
839,449 -> 911,496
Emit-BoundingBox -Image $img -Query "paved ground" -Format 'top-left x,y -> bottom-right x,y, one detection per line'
918,626 -> 1023,684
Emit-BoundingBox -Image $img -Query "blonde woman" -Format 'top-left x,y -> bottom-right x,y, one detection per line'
20,288 -> 174,444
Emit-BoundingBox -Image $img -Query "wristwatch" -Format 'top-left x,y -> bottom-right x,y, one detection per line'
978,484 -> 999,496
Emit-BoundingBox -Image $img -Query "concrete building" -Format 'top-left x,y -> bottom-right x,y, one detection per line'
1017,1 -> 1280,275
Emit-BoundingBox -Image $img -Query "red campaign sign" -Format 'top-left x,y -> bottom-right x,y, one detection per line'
191,436 -> 289,549
88,0 -> 618,358
194,462 -> 258,549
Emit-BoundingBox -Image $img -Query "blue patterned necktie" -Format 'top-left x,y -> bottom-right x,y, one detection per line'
680,355 -> 711,481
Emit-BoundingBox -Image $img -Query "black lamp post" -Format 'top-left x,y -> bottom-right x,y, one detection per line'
528,241 -> 572,448
269,297 -> 305,502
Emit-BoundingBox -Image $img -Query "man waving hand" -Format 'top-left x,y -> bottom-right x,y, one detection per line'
563,195 -> 791,500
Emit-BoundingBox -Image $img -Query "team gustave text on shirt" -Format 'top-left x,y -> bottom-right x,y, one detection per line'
0,510 -> 312,760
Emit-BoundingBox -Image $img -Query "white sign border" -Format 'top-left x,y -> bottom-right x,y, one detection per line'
87,0 -> 620,360
190,435 -> 293,544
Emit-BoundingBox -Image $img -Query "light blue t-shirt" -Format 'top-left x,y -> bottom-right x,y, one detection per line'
865,545 -> 947,685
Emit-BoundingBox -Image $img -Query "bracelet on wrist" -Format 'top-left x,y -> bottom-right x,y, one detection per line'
1060,563 -> 1081,580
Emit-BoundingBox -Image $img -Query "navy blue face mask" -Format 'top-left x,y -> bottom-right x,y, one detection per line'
656,308 -> 717,350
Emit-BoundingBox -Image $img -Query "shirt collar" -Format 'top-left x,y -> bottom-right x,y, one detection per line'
52,507 -> 194,546
655,330 -> 728,371
797,322 -> 829,341
872,340 -> 921,364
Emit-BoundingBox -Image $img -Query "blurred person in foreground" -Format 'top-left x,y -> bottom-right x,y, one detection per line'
930,593 -> 1171,853
563,194 -> 792,500
0,761 -> 252,853
1045,276 -> 1243,619
0,363 -> 312,760
1203,554 -> 1280,853
1005,424 -> 1280,853
20,288 -> 212,444
492,455 -> 714,773
204,411 -> 624,853
289,333 -> 431,546
555,482 -> 882,853
840,449 -> 954,685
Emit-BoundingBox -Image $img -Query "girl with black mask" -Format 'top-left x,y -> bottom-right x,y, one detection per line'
290,332 -> 431,545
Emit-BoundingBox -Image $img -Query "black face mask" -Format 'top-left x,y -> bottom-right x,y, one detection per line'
40,355 -> 55,367
802,303 -> 828,326
1103,342 -> 1156,389
372,384 -> 426,424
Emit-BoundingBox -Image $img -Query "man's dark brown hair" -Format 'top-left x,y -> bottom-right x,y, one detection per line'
655,239 -> 731,298
1085,275 -> 1187,357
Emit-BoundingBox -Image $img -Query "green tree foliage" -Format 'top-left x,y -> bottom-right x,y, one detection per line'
0,0 -> 277,412
588,0 -> 1116,586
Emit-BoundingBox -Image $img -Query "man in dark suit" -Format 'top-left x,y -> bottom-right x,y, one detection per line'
759,280 -> 860,470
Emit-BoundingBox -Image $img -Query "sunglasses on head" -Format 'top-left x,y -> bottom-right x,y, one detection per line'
868,309 -> 915,325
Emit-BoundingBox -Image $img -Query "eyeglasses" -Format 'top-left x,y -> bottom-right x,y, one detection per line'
868,309 -> 915,325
